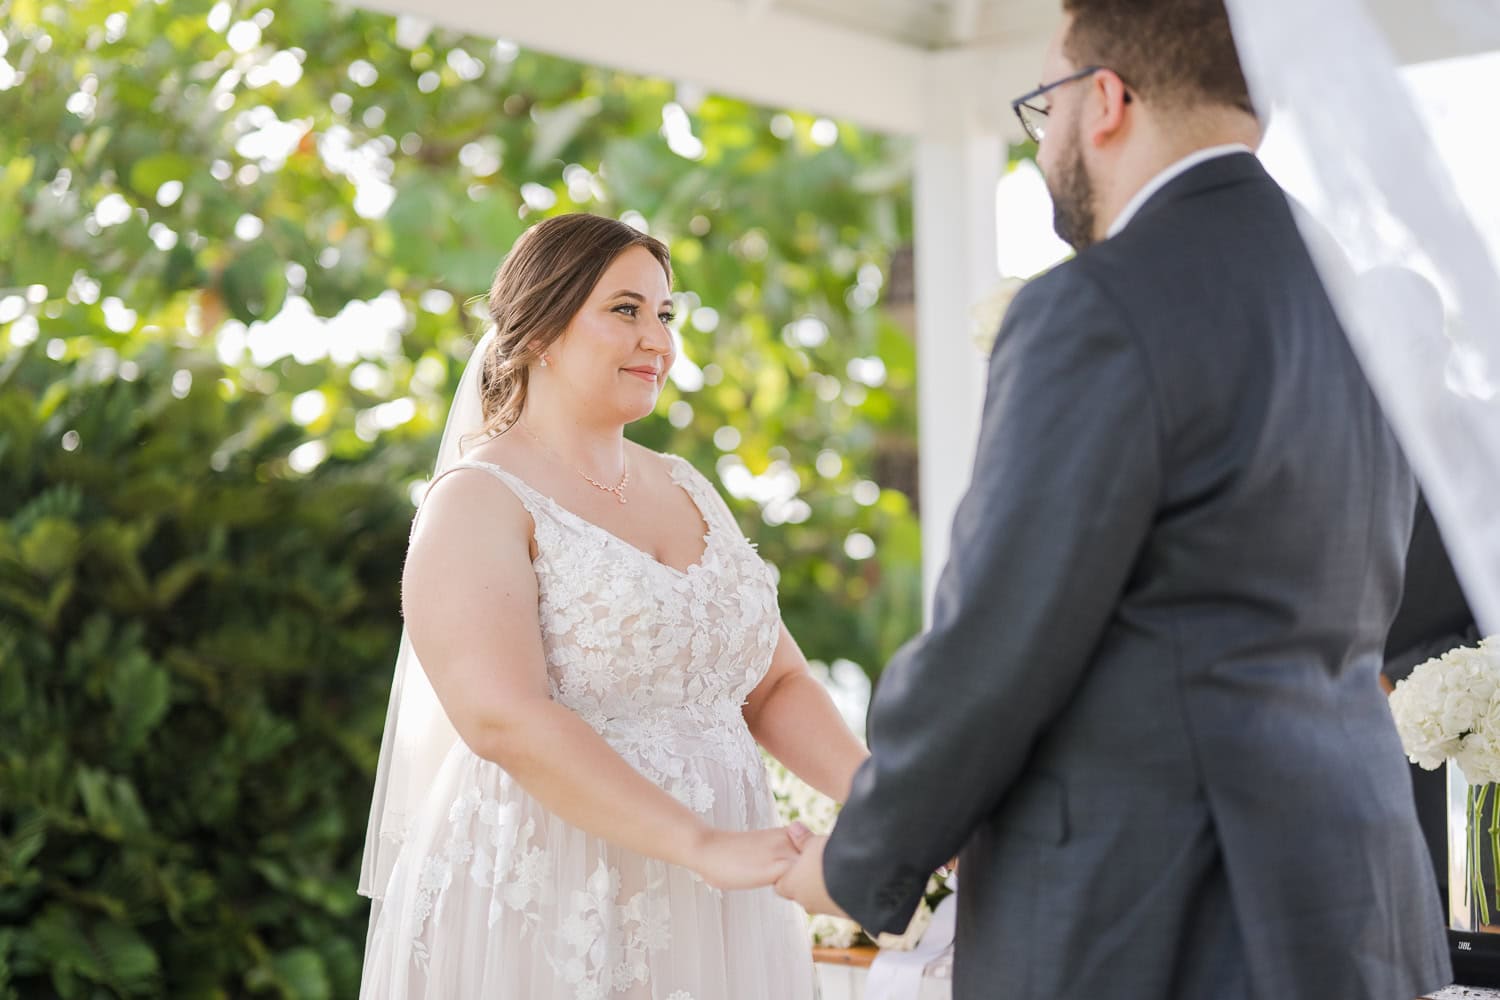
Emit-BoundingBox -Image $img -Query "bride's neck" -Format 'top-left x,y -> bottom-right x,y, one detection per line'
516,393 -> 628,477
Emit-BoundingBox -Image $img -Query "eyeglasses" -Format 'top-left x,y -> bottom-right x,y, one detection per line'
1010,66 -> 1131,144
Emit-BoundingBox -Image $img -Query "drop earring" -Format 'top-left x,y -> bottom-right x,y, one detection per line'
539,355 -> 549,368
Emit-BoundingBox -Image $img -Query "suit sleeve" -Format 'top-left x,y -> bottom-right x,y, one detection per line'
821,264 -> 1164,932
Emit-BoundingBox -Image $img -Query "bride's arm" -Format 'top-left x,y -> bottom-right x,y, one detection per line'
403,469 -> 799,890
743,623 -> 871,802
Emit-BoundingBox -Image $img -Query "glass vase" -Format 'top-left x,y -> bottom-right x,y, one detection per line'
1449,760 -> 1500,932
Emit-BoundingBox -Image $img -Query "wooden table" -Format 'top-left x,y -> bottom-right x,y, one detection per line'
814,946 -> 880,968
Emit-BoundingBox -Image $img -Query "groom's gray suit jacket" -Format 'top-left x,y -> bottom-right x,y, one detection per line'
822,153 -> 1451,1000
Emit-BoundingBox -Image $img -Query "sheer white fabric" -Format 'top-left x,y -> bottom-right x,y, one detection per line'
358,333 -> 492,903
1226,0 -> 1500,633
358,454 -> 815,999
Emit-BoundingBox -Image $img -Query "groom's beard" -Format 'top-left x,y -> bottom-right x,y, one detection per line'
1048,131 -> 1098,252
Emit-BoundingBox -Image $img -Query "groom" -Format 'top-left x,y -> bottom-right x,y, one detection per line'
776,1 -> 1451,997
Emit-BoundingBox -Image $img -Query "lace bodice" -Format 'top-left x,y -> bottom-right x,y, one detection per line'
446,455 -> 782,810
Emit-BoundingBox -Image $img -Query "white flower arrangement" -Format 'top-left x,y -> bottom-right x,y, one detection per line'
1390,636 -> 1500,782
969,277 -> 1028,356
873,896 -> 934,951
806,912 -> 860,950
764,753 -> 953,951
1389,635 -> 1500,925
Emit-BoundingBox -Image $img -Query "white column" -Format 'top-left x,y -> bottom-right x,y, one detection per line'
909,44 -> 1039,620
912,131 -> 1002,620
905,41 -> 1044,620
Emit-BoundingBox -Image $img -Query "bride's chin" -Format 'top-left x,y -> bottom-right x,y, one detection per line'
614,397 -> 659,424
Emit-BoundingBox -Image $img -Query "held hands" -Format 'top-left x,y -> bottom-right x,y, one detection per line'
685,820 -> 853,920
771,830 -> 949,918
773,825 -> 850,919
689,822 -> 812,892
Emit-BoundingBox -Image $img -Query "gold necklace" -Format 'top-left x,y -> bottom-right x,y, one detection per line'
520,422 -> 631,505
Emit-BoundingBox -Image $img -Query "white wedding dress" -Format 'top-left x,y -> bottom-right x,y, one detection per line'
358,454 -> 815,1000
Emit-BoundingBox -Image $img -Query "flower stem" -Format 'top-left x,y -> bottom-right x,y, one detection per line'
1488,783 -> 1500,916
1474,785 -> 1491,927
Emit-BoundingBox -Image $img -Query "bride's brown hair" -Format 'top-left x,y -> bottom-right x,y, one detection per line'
478,213 -> 672,437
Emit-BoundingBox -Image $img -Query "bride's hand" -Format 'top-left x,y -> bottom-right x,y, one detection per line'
690,823 -> 808,891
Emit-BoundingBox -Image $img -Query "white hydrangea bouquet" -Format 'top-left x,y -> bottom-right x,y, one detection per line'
1389,635 -> 1500,923
765,753 -> 953,951
1390,637 -> 1500,780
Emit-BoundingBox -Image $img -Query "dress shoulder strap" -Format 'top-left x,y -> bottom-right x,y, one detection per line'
416,460 -> 549,526
664,454 -> 744,539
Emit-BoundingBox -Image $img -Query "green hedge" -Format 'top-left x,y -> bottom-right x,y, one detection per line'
0,336 -> 423,998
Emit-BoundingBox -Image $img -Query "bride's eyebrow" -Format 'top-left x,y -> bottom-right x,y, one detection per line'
609,291 -> 673,308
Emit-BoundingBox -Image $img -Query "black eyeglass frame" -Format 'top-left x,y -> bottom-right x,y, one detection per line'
1010,65 -> 1133,144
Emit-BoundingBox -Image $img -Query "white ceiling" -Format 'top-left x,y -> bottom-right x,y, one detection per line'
356,0 -> 1499,139
766,0 -> 1499,59
766,0 -> 1058,50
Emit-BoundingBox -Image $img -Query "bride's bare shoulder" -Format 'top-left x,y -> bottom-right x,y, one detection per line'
413,454 -> 534,553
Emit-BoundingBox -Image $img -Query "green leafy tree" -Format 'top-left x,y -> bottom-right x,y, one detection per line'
0,0 -> 922,994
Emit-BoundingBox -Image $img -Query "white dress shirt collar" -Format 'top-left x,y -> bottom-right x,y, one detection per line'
1105,144 -> 1254,239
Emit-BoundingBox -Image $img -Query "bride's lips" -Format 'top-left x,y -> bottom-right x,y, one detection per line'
623,367 -> 659,384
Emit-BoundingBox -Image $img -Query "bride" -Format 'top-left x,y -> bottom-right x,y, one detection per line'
357,212 -> 869,999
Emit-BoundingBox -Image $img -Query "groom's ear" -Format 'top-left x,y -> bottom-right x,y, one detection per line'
1085,68 -> 1132,149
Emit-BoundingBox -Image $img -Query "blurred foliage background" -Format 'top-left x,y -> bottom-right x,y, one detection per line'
0,0 -> 935,994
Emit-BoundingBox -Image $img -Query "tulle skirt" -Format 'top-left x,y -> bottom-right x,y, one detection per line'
359,742 -> 815,1000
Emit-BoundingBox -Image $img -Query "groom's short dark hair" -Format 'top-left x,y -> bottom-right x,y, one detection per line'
1062,0 -> 1255,114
